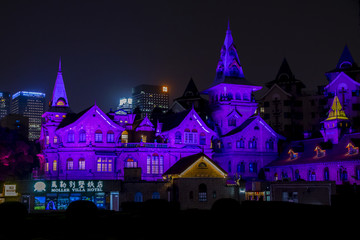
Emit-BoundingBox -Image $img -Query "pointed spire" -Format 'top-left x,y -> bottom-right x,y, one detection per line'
50,57 -> 70,108
214,20 -> 244,84
336,45 -> 357,69
326,95 -> 348,121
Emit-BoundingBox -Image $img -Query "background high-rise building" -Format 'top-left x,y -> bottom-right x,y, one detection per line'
0,91 -> 11,120
132,84 -> 169,119
11,91 -> 45,141
117,97 -> 133,113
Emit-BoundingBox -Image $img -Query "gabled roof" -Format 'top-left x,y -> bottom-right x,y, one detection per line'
56,104 -> 122,131
222,116 -> 257,137
324,71 -> 360,89
163,152 -> 227,177
259,83 -> 292,100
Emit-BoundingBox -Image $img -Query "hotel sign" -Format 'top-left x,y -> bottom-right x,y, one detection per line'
34,180 -> 104,193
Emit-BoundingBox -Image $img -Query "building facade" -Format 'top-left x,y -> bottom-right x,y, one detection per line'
39,23 -> 283,184
0,91 -> 11,120
132,84 -> 169,119
11,91 -> 45,141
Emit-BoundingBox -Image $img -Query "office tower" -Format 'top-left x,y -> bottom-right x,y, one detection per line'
11,91 -> 45,141
132,84 -> 169,119
0,91 -> 11,119
117,97 -> 133,113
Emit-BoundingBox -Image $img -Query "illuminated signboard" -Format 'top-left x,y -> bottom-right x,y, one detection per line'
34,180 -> 104,193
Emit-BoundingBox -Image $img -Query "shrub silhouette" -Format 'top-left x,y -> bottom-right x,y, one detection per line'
66,200 -> 98,222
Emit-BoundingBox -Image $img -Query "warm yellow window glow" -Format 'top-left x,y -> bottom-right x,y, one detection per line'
162,86 -> 168,92
53,160 -> 57,171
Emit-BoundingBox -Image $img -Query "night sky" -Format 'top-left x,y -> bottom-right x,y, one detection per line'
0,0 -> 359,113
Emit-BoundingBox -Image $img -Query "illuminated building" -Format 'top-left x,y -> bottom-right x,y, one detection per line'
132,84 -> 169,119
117,97 -> 133,113
0,91 -> 11,120
39,22 -> 283,185
266,96 -> 360,186
11,91 -> 45,141
323,45 -> 360,131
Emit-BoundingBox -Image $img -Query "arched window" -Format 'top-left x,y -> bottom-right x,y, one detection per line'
243,93 -> 249,101
146,155 -> 151,174
95,130 -> 103,143
53,160 -> 57,172
125,158 -> 137,168
152,153 -> 159,174
79,130 -> 86,143
66,158 -> 73,170
249,162 -> 257,173
356,166 -> 360,180
249,138 -> 257,149
107,130 -> 114,143
200,132 -> 206,145
159,155 -> 164,174
53,135 -> 58,144
309,170 -> 316,181
134,192 -> 143,202
175,131 -> 181,144
236,139 -> 245,148
184,128 -> 198,144
152,192 -> 160,199
266,139 -> 274,150
274,173 -> 278,181
67,131 -> 75,143
198,184 -> 207,202
295,169 -> 300,180
121,131 -> 128,143
235,92 -> 241,100
237,162 -> 245,173
324,167 -> 329,181
78,158 -> 85,170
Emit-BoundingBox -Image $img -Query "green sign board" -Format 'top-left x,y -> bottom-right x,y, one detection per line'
33,180 -> 104,193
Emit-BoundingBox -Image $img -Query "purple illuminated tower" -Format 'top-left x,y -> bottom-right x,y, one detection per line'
202,22 -> 283,180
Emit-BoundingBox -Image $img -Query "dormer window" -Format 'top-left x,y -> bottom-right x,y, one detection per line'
314,146 -> 325,158
288,149 -> 298,159
346,143 -> 359,155
228,117 -> 236,127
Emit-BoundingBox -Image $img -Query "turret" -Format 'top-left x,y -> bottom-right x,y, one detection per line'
320,95 -> 350,144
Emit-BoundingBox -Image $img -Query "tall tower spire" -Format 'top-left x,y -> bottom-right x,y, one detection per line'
214,20 -> 244,85
50,57 -> 70,108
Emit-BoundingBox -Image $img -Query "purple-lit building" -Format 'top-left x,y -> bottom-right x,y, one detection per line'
39,23 -> 283,182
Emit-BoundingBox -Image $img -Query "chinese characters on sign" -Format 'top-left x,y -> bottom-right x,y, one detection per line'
34,180 -> 104,193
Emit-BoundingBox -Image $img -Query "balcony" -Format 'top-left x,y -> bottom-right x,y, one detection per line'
118,142 -> 168,148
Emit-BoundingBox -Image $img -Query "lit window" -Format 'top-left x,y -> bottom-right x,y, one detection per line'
95,130 -> 103,143
67,131 -> 75,143
107,130 -> 114,143
184,129 -> 198,144
66,158 -> 73,170
162,86 -> 168,92
53,160 -> 57,171
198,184 -> 207,202
121,131 -> 128,143
78,158 -> 85,170
125,158 -> 138,168
97,157 -> 113,172
79,130 -> 86,143
53,136 -> 58,144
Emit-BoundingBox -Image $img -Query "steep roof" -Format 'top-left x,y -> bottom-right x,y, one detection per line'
49,58 -> 71,110
324,95 -> 348,121
163,152 -> 227,177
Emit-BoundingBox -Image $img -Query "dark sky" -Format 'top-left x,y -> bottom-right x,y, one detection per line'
1,0 -> 359,113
